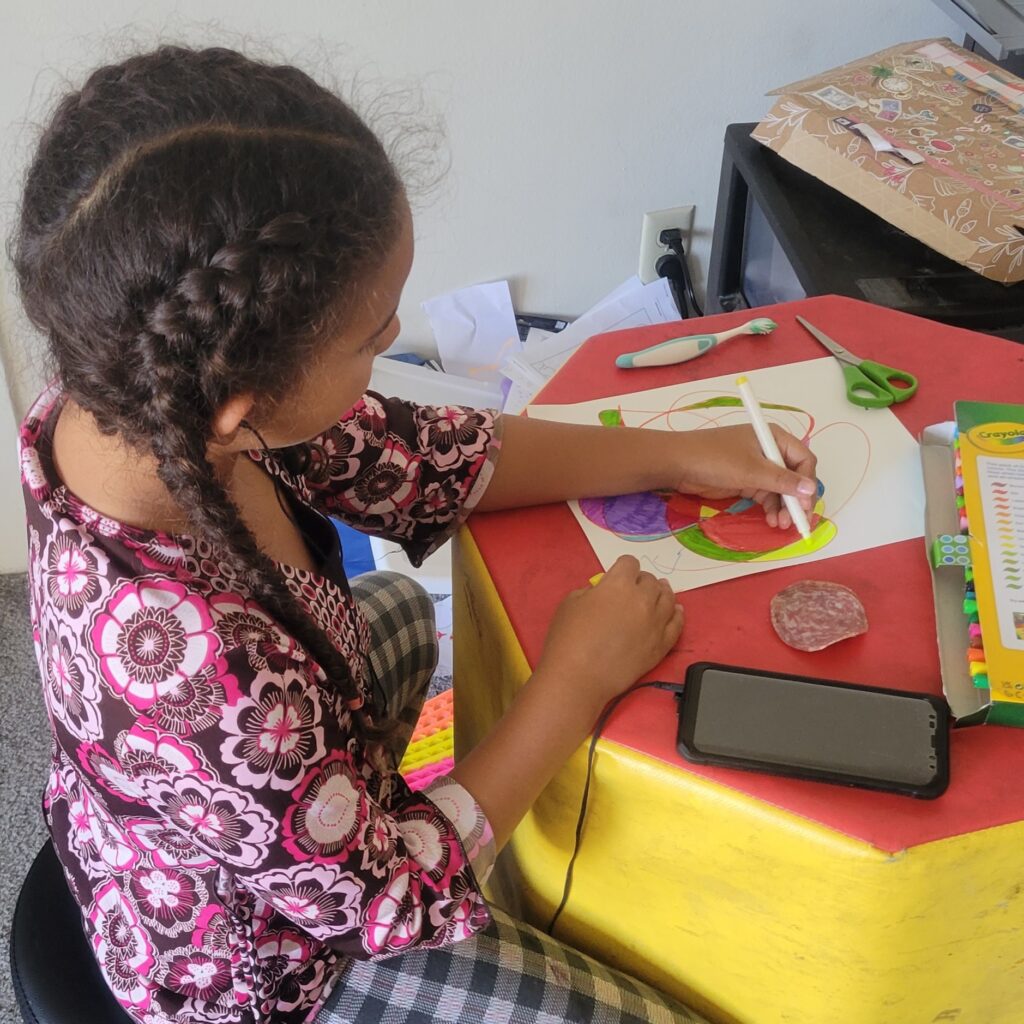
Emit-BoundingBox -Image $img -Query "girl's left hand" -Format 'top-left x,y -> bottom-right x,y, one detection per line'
671,424 -> 818,529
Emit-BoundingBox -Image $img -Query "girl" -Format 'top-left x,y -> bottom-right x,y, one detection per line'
14,45 -> 816,1024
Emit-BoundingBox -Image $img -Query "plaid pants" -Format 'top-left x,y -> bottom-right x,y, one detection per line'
324,571 -> 707,1024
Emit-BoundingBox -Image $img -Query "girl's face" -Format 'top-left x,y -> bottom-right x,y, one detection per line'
254,201 -> 414,447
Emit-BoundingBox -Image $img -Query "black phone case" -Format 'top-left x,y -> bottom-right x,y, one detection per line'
675,662 -> 950,799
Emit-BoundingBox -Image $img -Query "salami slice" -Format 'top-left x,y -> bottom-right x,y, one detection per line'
770,580 -> 868,652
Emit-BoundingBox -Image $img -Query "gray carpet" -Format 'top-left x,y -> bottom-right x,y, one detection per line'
0,573 -> 48,1024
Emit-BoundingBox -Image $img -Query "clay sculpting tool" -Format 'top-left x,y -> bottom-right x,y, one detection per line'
615,317 -> 777,369
735,375 -> 812,540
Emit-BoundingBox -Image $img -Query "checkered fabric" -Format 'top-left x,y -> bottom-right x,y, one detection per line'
315,905 -> 707,1024
350,570 -> 438,768
327,573 -> 707,1024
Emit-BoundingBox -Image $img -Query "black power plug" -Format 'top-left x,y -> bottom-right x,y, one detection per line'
658,227 -> 703,319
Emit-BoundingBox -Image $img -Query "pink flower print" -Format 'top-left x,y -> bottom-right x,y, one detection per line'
274,955 -> 330,1015
92,578 -> 219,711
27,527 -> 43,607
130,868 -> 204,936
42,618 -> 102,740
254,928 -> 314,1013
125,819 -> 218,871
427,877 -> 488,945
282,753 -> 368,863
67,791 -> 100,875
358,808 -> 401,878
78,742 -> 141,803
116,724 -> 207,781
255,926 -> 310,973
363,862 -> 423,955
68,497 -> 124,538
79,726 -> 207,803
219,669 -> 326,791
180,1000 -> 245,1023
254,863 -> 365,936
90,795 -> 141,873
148,662 -> 239,736
67,784 -> 139,877
88,880 -> 155,1010
191,905 -> 231,954
407,475 -> 464,527
346,394 -> 388,446
41,521 -> 110,618
394,803 -> 463,892
140,775 -> 277,869
414,406 -> 491,471
20,442 -> 48,497
125,533 -> 187,573
210,594 -> 298,672
305,430 -> 365,486
342,443 -> 421,515
160,947 -> 233,1001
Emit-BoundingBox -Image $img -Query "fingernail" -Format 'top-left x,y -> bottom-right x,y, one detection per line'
797,479 -> 815,495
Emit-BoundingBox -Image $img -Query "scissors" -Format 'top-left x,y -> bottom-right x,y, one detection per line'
795,316 -> 918,409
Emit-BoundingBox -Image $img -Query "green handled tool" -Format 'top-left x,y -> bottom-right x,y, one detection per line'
795,316 -> 918,409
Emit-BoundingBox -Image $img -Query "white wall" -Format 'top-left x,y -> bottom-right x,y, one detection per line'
0,0 -> 961,571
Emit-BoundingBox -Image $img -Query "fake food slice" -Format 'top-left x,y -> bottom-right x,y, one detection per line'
770,580 -> 868,652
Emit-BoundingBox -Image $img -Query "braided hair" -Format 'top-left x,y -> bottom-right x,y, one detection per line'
13,46 -> 405,732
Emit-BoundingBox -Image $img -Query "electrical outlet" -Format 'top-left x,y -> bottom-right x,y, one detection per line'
638,205 -> 695,284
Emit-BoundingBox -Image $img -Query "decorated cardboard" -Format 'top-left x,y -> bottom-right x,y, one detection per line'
753,39 -> 1024,283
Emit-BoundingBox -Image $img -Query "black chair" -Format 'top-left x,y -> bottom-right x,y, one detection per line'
10,841 -> 134,1024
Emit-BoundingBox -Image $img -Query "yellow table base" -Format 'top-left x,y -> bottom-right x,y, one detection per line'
453,529 -> 1024,1024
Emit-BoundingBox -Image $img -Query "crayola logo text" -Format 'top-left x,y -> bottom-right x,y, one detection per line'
967,422 -> 1024,453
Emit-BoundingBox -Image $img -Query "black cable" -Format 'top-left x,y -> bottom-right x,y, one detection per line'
659,229 -> 704,318
240,419 -> 333,566
545,679 -> 685,936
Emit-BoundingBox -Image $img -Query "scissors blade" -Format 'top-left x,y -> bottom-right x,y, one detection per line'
795,316 -> 860,366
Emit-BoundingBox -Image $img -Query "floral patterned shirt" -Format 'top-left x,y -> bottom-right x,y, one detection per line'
19,381 -> 502,1024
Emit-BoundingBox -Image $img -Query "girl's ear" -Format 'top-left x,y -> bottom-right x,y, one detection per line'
211,393 -> 256,445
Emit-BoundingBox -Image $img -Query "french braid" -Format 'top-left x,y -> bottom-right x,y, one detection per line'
13,46 -> 405,735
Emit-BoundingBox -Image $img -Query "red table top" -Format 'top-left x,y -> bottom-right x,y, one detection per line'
467,294 -> 1024,852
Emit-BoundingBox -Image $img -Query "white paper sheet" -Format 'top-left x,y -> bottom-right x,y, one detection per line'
528,357 -> 925,592
514,276 -> 678,381
422,280 -> 521,388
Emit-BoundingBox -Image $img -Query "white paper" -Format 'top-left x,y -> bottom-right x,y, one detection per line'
528,357 -> 925,592
514,276 -> 679,381
422,280 -> 521,387
433,595 -> 454,682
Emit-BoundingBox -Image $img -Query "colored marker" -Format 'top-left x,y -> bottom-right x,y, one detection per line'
735,375 -> 813,540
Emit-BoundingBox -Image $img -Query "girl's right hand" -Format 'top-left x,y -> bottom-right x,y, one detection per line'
537,555 -> 683,712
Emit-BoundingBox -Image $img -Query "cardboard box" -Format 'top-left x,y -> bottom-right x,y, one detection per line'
753,39 -> 1024,283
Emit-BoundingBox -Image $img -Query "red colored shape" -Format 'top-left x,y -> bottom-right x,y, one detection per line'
663,493 -> 734,534
700,505 -> 822,553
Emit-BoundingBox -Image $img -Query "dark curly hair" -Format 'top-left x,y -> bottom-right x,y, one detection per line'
12,45 -> 405,730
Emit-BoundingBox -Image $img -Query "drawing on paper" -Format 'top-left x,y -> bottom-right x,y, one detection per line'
527,358 -> 925,594
579,396 -> 847,563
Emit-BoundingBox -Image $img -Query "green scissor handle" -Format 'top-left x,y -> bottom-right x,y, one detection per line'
843,360 -> 919,408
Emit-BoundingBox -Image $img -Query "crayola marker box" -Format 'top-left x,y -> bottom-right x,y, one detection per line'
925,401 -> 1024,729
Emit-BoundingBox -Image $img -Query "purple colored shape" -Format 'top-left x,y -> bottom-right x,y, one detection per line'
581,491 -> 678,537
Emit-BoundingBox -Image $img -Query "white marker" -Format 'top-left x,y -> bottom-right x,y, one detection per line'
735,375 -> 813,540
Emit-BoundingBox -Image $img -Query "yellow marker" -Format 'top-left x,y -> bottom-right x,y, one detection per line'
589,572 -> 605,586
